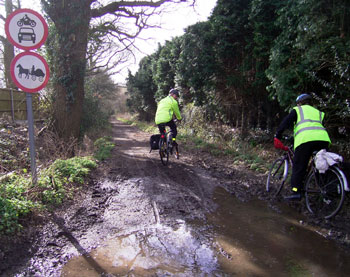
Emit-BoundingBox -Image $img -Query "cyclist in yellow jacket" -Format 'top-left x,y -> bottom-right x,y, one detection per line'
155,88 -> 182,145
274,93 -> 331,200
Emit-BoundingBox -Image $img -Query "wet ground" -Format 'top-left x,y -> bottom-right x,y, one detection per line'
1,120 -> 350,276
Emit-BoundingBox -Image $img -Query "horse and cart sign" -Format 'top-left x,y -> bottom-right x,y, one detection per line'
10,51 -> 49,93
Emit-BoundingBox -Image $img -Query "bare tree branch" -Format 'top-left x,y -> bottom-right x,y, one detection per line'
90,0 -> 188,18
0,35 -> 6,43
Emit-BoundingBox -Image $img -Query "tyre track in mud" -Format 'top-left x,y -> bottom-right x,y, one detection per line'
1,120 -> 222,276
111,120 -> 218,225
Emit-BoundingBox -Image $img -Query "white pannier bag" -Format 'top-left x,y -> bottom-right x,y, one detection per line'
315,149 -> 343,173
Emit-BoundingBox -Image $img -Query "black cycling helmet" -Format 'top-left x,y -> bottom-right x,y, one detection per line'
169,88 -> 180,97
296,93 -> 312,104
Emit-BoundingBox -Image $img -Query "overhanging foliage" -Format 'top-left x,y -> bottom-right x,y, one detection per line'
127,0 -> 350,138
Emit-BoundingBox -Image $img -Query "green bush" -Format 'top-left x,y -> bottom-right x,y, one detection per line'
37,156 -> 97,205
52,157 -> 97,183
0,156 -> 97,234
37,172 -> 66,205
81,95 -> 111,135
0,175 -> 38,233
94,137 -> 115,160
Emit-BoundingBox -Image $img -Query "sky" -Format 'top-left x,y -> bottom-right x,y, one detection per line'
2,0 -> 217,84
121,0 -> 217,83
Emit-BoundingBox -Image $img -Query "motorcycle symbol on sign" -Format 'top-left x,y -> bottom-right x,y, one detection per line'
17,14 -> 36,27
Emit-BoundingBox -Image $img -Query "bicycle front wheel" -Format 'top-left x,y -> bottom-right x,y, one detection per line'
159,139 -> 169,166
266,157 -> 289,197
305,167 -> 345,219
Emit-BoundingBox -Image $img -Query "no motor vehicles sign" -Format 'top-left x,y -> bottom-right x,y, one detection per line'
5,8 -> 48,50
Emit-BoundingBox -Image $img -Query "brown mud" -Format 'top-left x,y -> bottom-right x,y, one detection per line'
1,120 -> 350,276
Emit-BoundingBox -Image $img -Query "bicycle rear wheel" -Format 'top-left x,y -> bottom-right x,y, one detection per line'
266,157 -> 289,197
305,167 -> 345,219
159,138 -> 169,166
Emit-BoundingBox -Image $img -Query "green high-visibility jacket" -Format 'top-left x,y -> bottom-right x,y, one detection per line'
155,95 -> 182,125
293,105 -> 331,149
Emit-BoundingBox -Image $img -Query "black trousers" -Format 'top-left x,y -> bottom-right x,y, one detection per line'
158,120 -> 177,138
291,140 -> 329,191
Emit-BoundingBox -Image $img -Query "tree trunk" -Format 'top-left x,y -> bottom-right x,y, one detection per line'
3,0 -> 16,88
256,99 -> 262,129
240,101 -> 248,139
4,40 -> 16,88
42,0 -> 180,140
46,1 -> 91,140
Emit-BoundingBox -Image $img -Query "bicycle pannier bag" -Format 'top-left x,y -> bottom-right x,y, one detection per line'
150,134 -> 161,152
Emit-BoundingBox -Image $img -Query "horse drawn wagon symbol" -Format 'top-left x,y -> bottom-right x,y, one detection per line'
16,64 -> 45,82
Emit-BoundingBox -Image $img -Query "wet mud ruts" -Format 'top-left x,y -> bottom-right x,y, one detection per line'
1,120 -> 350,276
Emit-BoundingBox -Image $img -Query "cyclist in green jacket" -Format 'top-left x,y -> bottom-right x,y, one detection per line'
155,88 -> 182,145
274,93 -> 331,200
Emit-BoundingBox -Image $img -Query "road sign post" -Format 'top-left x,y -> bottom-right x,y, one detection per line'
26,93 -> 37,183
5,9 -> 49,184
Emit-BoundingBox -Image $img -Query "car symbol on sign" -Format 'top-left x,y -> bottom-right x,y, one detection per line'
18,27 -> 36,43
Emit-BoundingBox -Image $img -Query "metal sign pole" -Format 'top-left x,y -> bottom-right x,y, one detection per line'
26,93 -> 37,184
6,9 -> 49,185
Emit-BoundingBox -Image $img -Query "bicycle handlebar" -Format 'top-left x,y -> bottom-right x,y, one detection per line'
274,137 -> 289,151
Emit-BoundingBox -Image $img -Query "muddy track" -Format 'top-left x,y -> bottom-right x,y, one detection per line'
0,120 -> 220,276
1,120 -> 350,276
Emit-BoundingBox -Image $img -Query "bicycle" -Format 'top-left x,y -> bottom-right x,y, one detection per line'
266,138 -> 349,219
158,124 -> 179,166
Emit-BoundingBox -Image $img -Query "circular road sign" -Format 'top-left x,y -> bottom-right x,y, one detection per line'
11,51 -> 50,93
5,9 -> 48,50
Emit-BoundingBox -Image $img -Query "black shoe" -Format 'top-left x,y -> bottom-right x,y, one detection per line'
284,193 -> 302,201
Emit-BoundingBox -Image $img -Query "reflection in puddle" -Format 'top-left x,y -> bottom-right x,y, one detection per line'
62,187 -> 350,276
62,222 -> 218,276
210,186 -> 350,276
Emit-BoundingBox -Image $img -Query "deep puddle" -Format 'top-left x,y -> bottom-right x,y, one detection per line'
62,187 -> 350,276
61,222 -> 218,276
210,187 -> 350,276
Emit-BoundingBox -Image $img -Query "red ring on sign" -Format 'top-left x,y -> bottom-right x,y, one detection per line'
5,9 -> 48,50
10,51 -> 50,93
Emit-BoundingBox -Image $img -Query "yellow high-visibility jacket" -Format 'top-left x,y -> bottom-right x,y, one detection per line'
155,95 -> 182,124
293,105 -> 331,149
